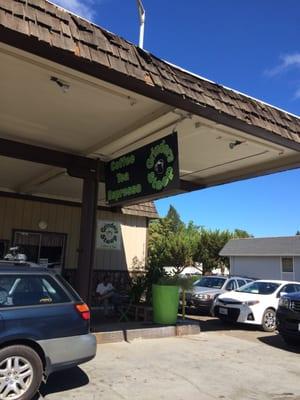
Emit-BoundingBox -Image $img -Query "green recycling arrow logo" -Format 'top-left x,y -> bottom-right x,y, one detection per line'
146,139 -> 175,191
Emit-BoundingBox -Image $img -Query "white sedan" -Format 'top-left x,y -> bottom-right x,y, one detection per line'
213,280 -> 300,332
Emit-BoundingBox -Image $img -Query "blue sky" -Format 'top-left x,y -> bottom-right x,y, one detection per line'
54,0 -> 300,237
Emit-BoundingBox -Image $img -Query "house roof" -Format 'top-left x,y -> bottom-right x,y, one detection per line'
122,202 -> 158,219
220,236 -> 300,256
0,0 -> 300,151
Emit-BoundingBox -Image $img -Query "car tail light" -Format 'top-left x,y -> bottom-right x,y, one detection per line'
75,303 -> 90,320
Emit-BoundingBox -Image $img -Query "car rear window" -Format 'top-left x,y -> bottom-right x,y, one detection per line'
55,274 -> 82,302
0,274 -> 70,307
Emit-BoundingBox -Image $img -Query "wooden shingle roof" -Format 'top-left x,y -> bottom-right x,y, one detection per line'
122,202 -> 158,219
0,0 -> 300,149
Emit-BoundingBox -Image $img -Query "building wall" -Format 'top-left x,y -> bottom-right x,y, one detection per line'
0,196 -> 148,272
230,256 -> 281,279
294,257 -> 300,281
94,210 -> 147,272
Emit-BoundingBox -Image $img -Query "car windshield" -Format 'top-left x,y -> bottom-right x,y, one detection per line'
236,281 -> 280,295
194,277 -> 226,289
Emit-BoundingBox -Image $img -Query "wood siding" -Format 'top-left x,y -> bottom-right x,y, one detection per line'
0,196 -> 147,271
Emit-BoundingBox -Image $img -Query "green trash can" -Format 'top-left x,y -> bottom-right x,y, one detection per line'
152,284 -> 179,324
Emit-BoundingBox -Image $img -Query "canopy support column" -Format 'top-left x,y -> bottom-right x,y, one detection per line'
75,173 -> 99,304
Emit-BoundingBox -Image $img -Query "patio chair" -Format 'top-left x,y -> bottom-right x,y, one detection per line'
118,294 -> 132,322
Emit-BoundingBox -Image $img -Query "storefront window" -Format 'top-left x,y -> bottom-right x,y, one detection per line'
13,231 -> 66,272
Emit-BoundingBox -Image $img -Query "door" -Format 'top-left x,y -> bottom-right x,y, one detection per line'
0,240 -> 9,259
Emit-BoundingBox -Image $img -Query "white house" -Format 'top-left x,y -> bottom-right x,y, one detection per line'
220,236 -> 300,281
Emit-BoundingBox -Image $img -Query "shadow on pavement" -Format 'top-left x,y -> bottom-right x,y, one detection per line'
39,366 -> 89,398
258,335 -> 300,354
186,312 -> 261,333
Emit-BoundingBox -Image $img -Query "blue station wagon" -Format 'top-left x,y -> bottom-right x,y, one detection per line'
0,261 -> 96,400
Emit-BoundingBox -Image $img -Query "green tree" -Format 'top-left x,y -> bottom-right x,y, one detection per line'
147,206 -> 251,278
233,229 -> 252,238
166,205 -> 184,233
148,217 -> 199,273
195,227 -> 251,274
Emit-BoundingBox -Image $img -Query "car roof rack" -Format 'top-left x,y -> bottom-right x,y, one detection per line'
0,260 -> 41,268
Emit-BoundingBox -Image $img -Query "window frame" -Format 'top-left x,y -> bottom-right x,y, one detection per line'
281,256 -> 294,274
237,279 -> 246,288
225,279 -> 237,291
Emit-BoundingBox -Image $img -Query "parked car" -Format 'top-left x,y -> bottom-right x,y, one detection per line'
213,280 -> 300,332
0,261 -> 96,400
277,290 -> 300,345
184,275 -> 253,314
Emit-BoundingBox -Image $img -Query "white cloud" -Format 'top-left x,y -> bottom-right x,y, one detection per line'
294,87 -> 300,99
266,53 -> 300,77
265,53 -> 300,100
53,0 -> 96,21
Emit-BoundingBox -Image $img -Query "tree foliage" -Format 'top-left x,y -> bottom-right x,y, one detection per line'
148,205 -> 252,275
166,205 -> 184,233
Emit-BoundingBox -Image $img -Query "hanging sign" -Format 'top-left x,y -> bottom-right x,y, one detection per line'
105,132 -> 179,205
96,221 -> 121,250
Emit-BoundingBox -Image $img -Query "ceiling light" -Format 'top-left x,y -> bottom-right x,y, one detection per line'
229,140 -> 243,149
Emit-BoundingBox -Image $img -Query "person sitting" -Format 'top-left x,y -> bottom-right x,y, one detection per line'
95,276 -> 120,316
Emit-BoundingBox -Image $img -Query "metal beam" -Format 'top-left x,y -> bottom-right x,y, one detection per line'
87,105 -> 174,156
179,180 -> 206,192
14,107 -> 174,194
178,154 -> 300,194
0,136 -> 105,180
16,168 -> 64,194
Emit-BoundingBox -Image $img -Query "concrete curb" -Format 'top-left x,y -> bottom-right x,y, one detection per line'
94,321 -> 201,344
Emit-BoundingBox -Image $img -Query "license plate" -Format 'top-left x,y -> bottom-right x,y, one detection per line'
219,307 -> 228,315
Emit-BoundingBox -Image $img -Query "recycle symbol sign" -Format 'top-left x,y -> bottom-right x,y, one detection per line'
146,139 -> 175,191
100,223 -> 118,245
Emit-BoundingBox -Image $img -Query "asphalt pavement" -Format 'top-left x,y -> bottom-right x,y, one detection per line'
39,317 -> 300,400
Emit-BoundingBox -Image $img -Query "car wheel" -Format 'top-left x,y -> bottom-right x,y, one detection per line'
281,335 -> 299,346
0,345 -> 43,400
262,308 -> 276,332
